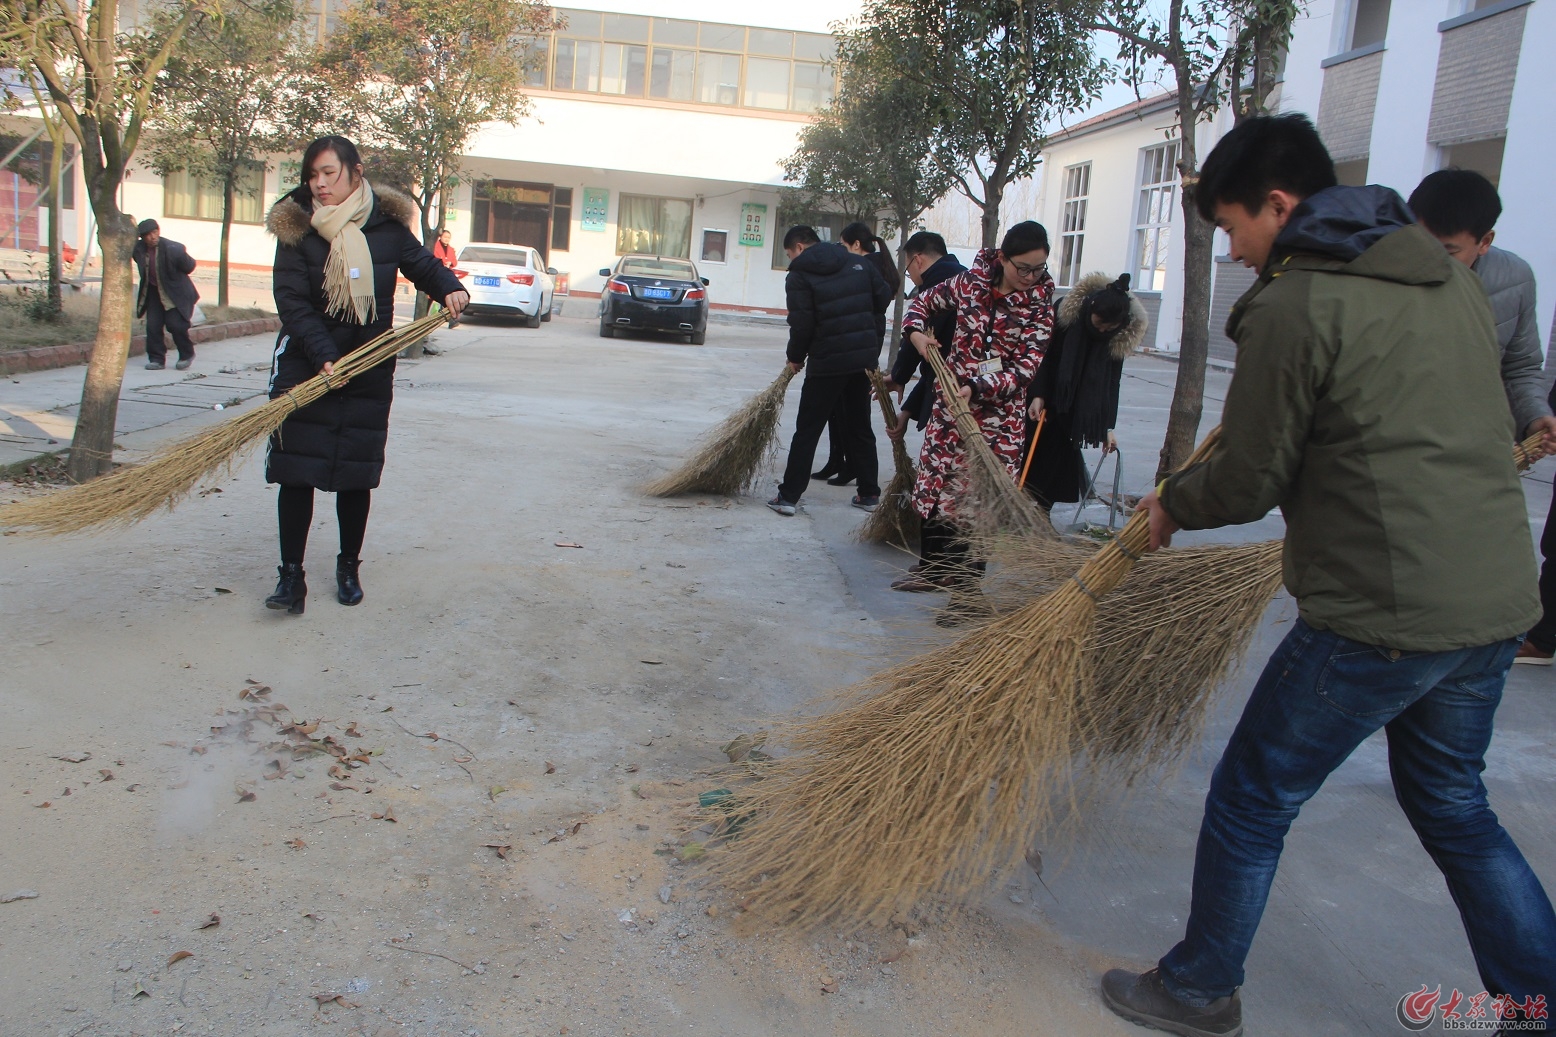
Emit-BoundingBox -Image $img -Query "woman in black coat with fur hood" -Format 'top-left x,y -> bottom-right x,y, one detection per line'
261,135 -> 467,614
1022,272 -> 1147,509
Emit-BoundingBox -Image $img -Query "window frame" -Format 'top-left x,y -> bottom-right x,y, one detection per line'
162,163 -> 266,225
1057,162 -> 1091,288
1133,141 -> 1180,293
616,193 -> 695,258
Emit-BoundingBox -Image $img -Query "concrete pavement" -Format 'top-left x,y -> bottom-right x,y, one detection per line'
1,312 -> 1552,1035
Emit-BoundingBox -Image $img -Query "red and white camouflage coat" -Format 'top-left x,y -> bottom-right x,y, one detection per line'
901,247 -> 1055,522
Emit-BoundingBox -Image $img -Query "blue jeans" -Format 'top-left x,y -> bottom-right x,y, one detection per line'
1160,619 -> 1556,1009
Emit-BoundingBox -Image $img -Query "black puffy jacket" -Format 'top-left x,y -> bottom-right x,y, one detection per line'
263,184 -> 464,491
890,253 -> 965,426
784,241 -> 892,376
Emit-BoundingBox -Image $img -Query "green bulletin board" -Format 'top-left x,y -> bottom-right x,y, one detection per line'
739,203 -> 767,247
581,188 -> 609,232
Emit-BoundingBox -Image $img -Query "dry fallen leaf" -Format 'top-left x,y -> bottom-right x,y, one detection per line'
328,782 -> 356,792
302,911 -> 324,922
196,914 -> 220,930
370,806 -> 397,823
35,801 -> 50,808
344,722 -> 363,737
484,843 -> 513,860
235,786 -> 256,803
554,541 -> 584,549
312,992 -> 357,1007
543,761 -> 556,775
286,838 -> 307,850
98,769 -> 115,781
51,751 -> 91,763
166,950 -> 193,968
130,980 -> 149,999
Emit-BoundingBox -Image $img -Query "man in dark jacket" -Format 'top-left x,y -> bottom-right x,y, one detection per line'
885,231 -> 965,434
1108,115 -> 1555,1037
133,219 -> 200,370
768,225 -> 892,515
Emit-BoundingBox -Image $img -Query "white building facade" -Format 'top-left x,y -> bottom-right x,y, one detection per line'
939,0 -> 1555,362
10,3 -> 847,314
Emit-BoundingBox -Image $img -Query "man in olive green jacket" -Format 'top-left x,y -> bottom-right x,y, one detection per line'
1101,115 -> 1555,1037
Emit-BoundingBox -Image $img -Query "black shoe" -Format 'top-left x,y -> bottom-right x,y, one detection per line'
145,361 -> 165,371
1100,968 -> 1242,1037
174,358 -> 193,370
827,470 -> 857,486
336,555 -> 363,606
264,563 -> 307,614
851,494 -> 880,511
811,462 -> 841,481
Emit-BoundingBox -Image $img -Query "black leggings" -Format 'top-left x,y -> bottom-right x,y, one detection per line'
920,513 -> 984,587
277,485 -> 371,566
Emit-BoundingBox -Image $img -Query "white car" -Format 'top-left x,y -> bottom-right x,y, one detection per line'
455,242 -> 556,327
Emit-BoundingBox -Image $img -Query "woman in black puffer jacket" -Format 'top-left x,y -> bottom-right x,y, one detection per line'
261,135 -> 467,614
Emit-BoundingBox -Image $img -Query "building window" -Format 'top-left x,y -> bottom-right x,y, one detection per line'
164,164 -> 264,224
745,57 -> 791,109
617,194 -> 693,257
522,35 -> 550,88
546,9 -> 836,114
1344,0 -> 1390,50
1440,138 -> 1506,187
1334,158 -> 1369,187
1057,162 -> 1090,288
650,47 -> 695,100
552,187 -> 573,252
696,52 -> 741,105
1134,141 -> 1179,292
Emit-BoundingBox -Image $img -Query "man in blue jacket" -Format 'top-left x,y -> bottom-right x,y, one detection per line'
133,219 -> 201,371
768,225 -> 893,516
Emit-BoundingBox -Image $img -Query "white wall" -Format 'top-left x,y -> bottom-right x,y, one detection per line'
1363,6 -> 1442,191
466,95 -> 806,187
1489,0 -> 1556,354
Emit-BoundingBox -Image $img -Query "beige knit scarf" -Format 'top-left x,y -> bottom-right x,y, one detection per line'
310,179 -> 377,325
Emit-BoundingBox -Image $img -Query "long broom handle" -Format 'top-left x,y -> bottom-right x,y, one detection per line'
1018,414 -> 1045,490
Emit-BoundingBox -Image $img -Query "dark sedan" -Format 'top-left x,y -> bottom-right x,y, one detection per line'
598,255 -> 709,344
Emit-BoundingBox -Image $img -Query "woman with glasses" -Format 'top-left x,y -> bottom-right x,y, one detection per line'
899,221 -> 1056,626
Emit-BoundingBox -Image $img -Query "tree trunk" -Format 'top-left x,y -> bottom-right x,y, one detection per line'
67,208 -> 137,482
46,139 -> 63,316
1155,144 -> 1215,482
980,176 -> 1004,249
219,172 -> 234,309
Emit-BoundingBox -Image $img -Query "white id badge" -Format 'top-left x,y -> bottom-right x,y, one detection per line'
976,357 -> 1004,377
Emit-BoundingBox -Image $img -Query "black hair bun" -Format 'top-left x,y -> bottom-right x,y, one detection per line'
1112,273 -> 1131,293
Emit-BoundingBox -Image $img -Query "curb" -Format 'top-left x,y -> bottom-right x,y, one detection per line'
0,317 -> 281,377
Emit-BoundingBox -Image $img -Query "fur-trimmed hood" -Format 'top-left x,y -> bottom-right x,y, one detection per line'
265,183 -> 420,248
1057,272 -> 1150,359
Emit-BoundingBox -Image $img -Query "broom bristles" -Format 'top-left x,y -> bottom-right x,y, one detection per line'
854,368 -> 921,547
642,367 -> 797,497
917,344 -> 1052,540
710,430 -> 1231,930
0,312 -> 450,536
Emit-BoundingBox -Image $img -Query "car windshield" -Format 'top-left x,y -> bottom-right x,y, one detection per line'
620,258 -> 697,279
459,246 -> 530,266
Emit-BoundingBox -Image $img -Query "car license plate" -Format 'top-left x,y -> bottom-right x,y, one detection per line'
641,287 -> 674,300
474,276 -> 500,287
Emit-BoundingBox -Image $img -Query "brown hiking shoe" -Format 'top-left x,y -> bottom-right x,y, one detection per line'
1100,967 -> 1242,1037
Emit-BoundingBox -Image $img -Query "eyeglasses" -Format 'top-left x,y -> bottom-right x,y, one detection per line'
1010,260 -> 1047,278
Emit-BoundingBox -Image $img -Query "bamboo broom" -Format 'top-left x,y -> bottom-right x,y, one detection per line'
917,342 -> 1052,540
0,312 -> 451,536
710,429 -> 1228,930
853,368 -> 921,547
643,367 -> 798,497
